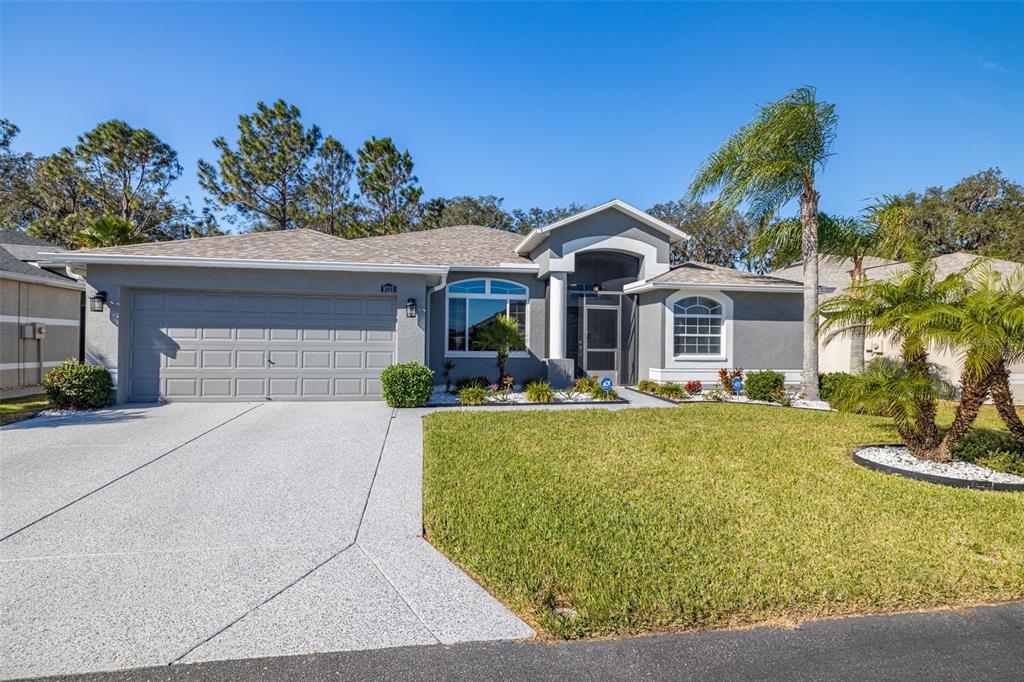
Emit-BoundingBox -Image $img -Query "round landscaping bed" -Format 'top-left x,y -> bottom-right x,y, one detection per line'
851,444 -> 1024,492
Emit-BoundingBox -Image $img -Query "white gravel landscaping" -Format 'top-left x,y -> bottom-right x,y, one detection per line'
856,445 -> 1024,486
645,391 -> 833,412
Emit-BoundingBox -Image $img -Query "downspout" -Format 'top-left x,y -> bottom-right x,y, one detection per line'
79,291 -> 86,363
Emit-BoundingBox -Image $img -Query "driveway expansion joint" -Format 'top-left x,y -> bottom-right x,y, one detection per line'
0,402 -> 264,544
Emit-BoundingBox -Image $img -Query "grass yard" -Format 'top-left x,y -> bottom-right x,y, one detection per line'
0,393 -> 49,425
422,403 -> 1024,639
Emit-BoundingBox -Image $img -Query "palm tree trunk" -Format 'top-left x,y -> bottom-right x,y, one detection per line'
800,188 -> 821,400
935,372 -> 992,462
848,261 -> 866,374
990,360 -> 1024,441
904,347 -> 940,449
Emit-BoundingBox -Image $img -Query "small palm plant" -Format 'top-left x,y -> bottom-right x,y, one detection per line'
472,314 -> 526,381
74,215 -> 146,248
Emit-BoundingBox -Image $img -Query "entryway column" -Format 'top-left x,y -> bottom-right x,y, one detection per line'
549,271 -> 567,358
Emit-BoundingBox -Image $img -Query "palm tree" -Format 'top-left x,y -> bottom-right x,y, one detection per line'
919,266 -> 1024,447
74,215 -> 146,248
819,259 -> 964,457
472,314 -> 526,382
690,87 -> 838,400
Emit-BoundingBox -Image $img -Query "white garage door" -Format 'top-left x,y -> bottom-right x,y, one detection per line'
128,290 -> 397,401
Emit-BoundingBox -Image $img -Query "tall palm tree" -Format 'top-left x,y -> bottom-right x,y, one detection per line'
74,215 -> 146,248
690,87 -> 838,399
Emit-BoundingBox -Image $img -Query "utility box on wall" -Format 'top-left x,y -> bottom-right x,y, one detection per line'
20,322 -> 47,340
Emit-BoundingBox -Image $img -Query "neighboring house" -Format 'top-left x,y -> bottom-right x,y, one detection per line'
773,252 -> 1024,400
0,230 -> 85,391
45,200 -> 808,403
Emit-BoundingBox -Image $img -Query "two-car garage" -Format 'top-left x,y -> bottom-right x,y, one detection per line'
127,289 -> 397,401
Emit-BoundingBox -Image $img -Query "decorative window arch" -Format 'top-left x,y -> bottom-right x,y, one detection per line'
446,278 -> 529,355
672,295 -> 724,356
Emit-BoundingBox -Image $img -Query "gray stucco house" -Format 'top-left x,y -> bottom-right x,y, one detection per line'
46,200 -> 807,402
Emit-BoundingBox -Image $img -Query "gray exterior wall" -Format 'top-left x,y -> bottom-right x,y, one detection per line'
634,289 -> 803,380
1,277 -> 82,389
82,264 -> 431,403
427,270 -> 546,384
730,291 -> 803,370
530,210 -> 672,276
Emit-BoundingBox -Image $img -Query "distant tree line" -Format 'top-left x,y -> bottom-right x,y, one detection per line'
1,99 -> 1020,265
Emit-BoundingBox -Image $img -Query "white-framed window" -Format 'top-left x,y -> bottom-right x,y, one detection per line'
673,296 -> 723,356
446,278 -> 528,356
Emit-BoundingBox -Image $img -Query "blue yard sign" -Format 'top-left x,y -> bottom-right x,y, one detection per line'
600,377 -> 613,391
732,377 -> 743,394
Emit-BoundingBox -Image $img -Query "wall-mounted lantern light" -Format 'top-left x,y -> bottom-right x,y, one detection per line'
405,298 -> 417,318
89,291 -> 107,312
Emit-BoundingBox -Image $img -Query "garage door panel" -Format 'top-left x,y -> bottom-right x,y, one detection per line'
129,291 -> 396,401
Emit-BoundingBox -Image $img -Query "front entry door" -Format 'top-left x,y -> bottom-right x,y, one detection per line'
584,305 -> 619,383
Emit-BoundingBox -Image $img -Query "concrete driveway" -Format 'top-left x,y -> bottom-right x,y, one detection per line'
0,402 -> 531,680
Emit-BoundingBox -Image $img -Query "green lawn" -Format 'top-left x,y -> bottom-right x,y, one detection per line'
0,393 -> 49,425
423,403 -> 1024,639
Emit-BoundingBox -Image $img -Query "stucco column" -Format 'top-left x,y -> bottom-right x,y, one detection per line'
549,271 -> 567,359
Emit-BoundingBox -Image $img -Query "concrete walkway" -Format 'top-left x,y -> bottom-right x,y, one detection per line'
0,402 -> 531,680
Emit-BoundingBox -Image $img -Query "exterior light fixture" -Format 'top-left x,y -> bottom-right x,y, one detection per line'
406,298 -> 417,318
89,291 -> 107,312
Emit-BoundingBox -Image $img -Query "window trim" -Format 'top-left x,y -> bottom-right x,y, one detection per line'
445,278 -> 530,358
663,289 -> 733,366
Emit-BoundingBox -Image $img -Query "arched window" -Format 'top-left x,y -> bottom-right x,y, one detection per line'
673,296 -> 723,356
446,278 -> 528,354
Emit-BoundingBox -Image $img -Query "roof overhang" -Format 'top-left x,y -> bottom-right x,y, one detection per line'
623,280 -> 806,294
448,263 -> 540,273
39,252 -> 449,276
514,199 -> 690,255
0,269 -> 85,291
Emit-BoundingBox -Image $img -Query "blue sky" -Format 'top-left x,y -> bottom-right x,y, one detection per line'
2,1 -> 1022,223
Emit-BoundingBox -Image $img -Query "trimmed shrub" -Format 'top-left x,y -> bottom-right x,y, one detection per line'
459,384 -> 489,405
818,372 -> 852,402
655,382 -> 685,399
745,370 -> 786,402
953,429 -> 1024,475
525,381 -> 556,404
684,380 -> 703,395
43,360 -> 113,409
380,362 -> 434,407
590,385 -> 620,401
455,375 -> 490,391
636,379 -> 658,393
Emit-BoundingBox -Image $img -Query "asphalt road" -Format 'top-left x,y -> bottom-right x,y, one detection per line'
31,602 -> 1024,682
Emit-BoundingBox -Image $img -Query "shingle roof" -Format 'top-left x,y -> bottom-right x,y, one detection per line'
646,261 -> 805,288
864,252 -> 1022,281
771,256 -> 898,290
0,229 -> 58,247
61,229 -> 438,266
0,245 -> 77,283
356,225 -> 532,268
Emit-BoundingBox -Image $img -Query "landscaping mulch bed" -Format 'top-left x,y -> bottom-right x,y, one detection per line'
852,444 -> 1024,492
631,387 -> 832,411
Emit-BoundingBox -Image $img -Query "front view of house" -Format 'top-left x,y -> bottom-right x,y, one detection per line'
47,200 -> 808,402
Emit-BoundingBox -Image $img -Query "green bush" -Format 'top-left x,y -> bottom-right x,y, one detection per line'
819,372 -> 851,402
525,381 -> 556,404
590,385 -> 620,401
636,379 -> 658,393
953,429 -> 1024,475
574,376 -> 600,393
380,362 -> 434,407
745,370 -> 786,402
455,375 -> 490,391
43,360 -> 113,409
655,382 -> 685,399
459,384 -> 490,405
521,376 -> 546,390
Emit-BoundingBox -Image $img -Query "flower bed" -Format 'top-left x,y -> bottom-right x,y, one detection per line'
633,386 -> 832,412
852,445 -> 1024,491
427,378 -> 627,408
